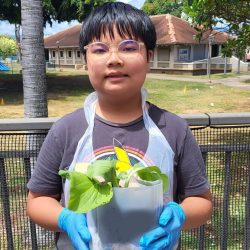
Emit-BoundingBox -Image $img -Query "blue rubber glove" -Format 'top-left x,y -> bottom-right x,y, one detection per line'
140,201 -> 186,250
58,208 -> 91,250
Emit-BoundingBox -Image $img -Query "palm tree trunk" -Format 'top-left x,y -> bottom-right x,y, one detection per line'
21,4 -> 48,244
21,0 -> 48,117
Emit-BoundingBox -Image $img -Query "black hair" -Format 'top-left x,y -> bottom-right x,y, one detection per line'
79,2 -> 156,60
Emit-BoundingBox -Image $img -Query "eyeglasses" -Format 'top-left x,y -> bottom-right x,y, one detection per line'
84,40 -> 144,63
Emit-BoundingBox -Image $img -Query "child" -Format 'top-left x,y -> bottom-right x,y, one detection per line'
27,2 -> 212,250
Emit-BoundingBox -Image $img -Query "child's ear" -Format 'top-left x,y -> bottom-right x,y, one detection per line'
147,50 -> 153,62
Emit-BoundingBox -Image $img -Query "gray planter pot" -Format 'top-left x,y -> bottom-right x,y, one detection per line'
87,181 -> 163,250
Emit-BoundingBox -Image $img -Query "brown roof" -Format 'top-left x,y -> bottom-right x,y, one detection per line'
44,24 -> 82,48
151,14 -> 230,45
44,14 -> 230,48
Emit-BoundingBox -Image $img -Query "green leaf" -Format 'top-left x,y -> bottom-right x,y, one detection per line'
86,160 -> 119,187
117,171 -> 129,180
59,170 -> 113,213
136,166 -> 169,193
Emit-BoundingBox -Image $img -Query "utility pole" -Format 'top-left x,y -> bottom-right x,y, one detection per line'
207,34 -> 214,83
224,56 -> 227,75
56,41 -> 61,71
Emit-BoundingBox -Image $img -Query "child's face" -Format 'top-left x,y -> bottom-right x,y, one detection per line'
85,27 -> 152,100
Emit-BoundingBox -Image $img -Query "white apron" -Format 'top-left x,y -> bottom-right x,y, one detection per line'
57,88 -> 174,250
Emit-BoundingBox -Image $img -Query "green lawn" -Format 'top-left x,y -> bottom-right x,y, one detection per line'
0,70 -> 248,250
163,72 -> 249,80
0,70 -> 250,118
145,79 -> 250,114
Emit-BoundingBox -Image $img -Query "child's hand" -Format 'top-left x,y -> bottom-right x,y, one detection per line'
58,208 -> 91,250
140,201 -> 185,250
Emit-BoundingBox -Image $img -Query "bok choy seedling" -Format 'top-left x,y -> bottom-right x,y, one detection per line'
59,159 -> 168,213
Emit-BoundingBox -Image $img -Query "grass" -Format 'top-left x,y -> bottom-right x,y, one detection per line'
155,72 -> 249,80
145,79 -> 250,114
0,69 -> 250,118
0,74 -> 249,249
0,72 -> 94,118
209,72 -> 249,79
191,72 -> 246,80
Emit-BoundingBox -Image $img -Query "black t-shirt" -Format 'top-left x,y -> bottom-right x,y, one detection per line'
27,103 -> 209,201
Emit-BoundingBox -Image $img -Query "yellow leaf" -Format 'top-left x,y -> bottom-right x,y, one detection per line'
115,161 -> 131,173
113,138 -> 132,173
114,146 -> 130,164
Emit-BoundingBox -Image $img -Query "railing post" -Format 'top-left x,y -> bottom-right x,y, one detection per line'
24,157 -> 38,250
221,151 -> 231,249
198,152 -> 208,249
243,152 -> 250,250
0,158 -> 14,250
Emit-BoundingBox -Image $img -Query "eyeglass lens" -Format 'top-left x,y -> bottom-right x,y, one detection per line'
89,40 -> 140,55
119,40 -> 140,52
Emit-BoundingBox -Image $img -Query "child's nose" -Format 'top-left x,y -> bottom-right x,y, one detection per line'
106,50 -> 124,65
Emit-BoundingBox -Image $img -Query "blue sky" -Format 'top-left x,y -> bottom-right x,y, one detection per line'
0,20 -> 80,37
0,0 -> 145,37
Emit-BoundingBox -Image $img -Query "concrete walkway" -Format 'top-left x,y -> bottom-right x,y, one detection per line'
146,73 -> 250,91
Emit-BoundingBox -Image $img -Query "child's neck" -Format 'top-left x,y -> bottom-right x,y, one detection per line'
96,95 -> 143,124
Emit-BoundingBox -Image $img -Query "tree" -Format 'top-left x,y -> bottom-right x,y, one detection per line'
183,0 -> 250,62
52,0 -> 112,22
0,1 -> 21,24
21,0 -> 48,117
0,1 -> 22,61
0,1 -> 113,25
0,35 -> 17,59
2,0 -> 111,118
183,0 -> 250,30
142,0 -> 183,17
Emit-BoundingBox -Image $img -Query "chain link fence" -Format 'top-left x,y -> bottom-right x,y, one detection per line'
0,117 -> 249,250
180,126 -> 250,250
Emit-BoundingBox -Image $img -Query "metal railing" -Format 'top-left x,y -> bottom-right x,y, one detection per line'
0,112 -> 250,250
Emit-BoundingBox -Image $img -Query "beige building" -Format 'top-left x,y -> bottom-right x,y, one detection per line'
44,14 -> 232,75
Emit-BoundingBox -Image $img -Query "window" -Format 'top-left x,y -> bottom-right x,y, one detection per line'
179,48 -> 189,61
76,50 -> 81,58
60,51 -> 64,58
158,47 -> 170,61
52,51 -> 56,58
68,51 -> 72,58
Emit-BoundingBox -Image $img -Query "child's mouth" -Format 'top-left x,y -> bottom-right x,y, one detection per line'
106,72 -> 128,78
